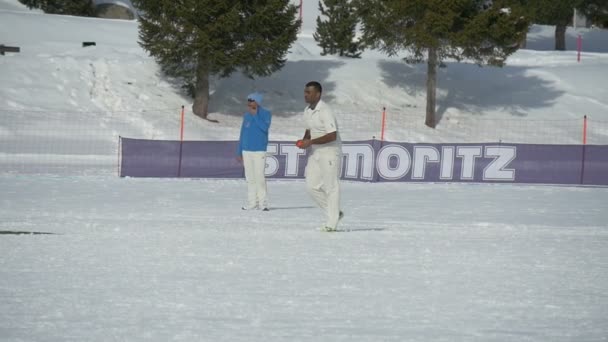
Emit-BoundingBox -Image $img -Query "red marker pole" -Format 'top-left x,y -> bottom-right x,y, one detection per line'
299,0 -> 303,21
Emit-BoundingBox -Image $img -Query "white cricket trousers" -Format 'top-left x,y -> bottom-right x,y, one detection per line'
305,149 -> 341,229
243,151 -> 268,209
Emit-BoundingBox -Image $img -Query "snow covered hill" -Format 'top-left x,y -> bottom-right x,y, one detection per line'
1,0 -> 607,156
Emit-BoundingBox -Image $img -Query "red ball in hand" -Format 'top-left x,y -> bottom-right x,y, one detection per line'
296,140 -> 304,148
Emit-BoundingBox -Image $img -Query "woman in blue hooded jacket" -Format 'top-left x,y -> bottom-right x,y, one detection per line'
237,92 -> 272,211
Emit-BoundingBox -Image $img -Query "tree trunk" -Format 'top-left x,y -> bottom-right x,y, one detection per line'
555,24 -> 567,51
192,61 -> 210,120
425,47 -> 438,129
519,31 -> 527,49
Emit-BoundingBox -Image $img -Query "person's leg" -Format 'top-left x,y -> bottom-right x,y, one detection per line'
252,151 -> 268,210
319,151 -> 341,229
242,151 -> 257,209
305,153 -> 328,217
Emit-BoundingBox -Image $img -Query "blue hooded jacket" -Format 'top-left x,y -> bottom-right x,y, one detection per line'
237,92 -> 272,156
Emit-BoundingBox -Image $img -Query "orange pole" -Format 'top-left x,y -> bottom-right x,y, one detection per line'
583,115 -> 587,145
580,115 -> 588,184
299,0 -> 303,21
381,107 -> 386,141
180,105 -> 185,141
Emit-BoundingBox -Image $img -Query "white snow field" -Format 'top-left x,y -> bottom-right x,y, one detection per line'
1,176 -> 608,341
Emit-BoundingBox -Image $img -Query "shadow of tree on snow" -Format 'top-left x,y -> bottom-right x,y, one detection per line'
208,60 -> 344,118
378,60 -> 565,124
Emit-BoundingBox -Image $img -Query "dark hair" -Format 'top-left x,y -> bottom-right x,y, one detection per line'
305,81 -> 322,93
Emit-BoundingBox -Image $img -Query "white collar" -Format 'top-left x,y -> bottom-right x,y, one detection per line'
307,99 -> 324,112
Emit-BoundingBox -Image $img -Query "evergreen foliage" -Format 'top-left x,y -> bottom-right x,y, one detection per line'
131,0 -> 301,119
527,0 -> 608,50
18,0 -> 95,16
313,0 -> 362,57
357,0 -> 530,127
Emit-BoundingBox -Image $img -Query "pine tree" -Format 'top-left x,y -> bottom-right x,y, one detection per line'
131,0 -> 301,120
528,0 -> 577,50
313,0 -> 362,57
576,0 -> 608,28
527,0 -> 608,50
18,0 -> 95,16
357,0 -> 530,128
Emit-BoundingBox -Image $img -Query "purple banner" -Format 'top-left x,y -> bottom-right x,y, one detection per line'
120,138 -> 608,186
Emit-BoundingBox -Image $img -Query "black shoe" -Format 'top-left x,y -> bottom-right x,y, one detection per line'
262,207 -> 270,212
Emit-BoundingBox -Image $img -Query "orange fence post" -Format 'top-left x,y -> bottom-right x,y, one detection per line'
580,115 -> 588,184
180,105 -> 185,142
583,115 -> 587,145
381,107 -> 386,141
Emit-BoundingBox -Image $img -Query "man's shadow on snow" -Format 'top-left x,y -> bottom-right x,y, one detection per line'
378,60 -> 565,125
269,206 -> 316,210
208,60 -> 344,118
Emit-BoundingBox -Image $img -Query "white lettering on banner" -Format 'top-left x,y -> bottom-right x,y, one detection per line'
280,144 -> 306,177
265,144 -> 279,176
412,146 -> 440,180
457,146 -> 483,180
440,146 -> 455,180
342,144 -> 374,180
270,143 -> 517,181
483,146 -> 516,181
377,145 -> 412,180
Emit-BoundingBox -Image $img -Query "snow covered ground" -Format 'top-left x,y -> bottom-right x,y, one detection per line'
1,1 -> 607,341
2,176 -> 608,341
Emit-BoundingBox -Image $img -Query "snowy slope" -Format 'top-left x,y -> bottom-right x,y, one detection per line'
1,2 -> 608,146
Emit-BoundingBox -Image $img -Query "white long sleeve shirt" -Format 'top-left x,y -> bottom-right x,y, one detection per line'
303,99 -> 342,154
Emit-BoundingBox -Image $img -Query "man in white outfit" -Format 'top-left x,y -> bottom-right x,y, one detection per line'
237,92 -> 272,211
297,81 -> 343,231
